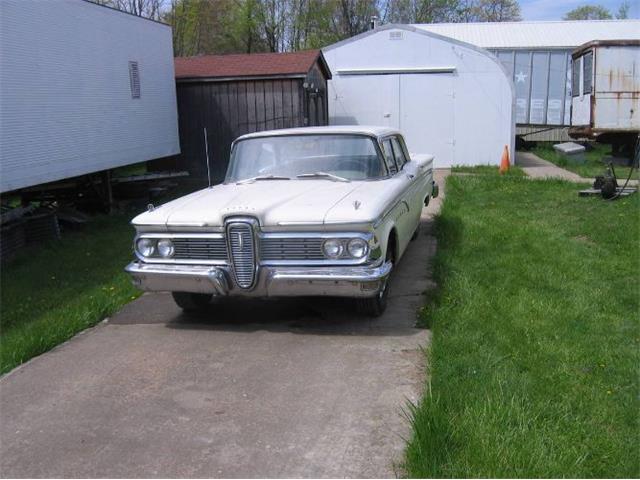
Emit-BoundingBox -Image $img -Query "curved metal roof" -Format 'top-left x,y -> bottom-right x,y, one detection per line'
415,20 -> 640,49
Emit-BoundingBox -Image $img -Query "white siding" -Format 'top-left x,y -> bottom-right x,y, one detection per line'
415,20 -> 640,49
0,0 -> 180,193
324,26 -> 514,168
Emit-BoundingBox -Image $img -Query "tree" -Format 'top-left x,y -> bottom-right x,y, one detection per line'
92,0 -> 167,20
385,0 -> 467,23
469,0 -> 521,21
563,4 -> 612,20
616,1 -> 630,19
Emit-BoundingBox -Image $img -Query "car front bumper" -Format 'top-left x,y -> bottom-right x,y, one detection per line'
125,261 -> 392,298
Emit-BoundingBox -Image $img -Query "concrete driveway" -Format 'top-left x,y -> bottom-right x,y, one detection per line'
0,171 -> 448,478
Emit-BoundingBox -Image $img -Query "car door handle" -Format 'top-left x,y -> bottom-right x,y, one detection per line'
407,174 -> 415,179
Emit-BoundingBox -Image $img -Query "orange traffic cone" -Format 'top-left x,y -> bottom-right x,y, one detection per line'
499,145 -> 510,175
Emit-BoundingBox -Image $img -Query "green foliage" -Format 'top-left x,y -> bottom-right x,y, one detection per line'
405,174 -> 640,477
0,214 -> 140,374
563,4 -> 612,19
138,0 -> 525,56
451,165 -> 526,176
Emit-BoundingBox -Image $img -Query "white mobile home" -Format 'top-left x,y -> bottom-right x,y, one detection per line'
323,25 -> 514,168
0,0 -> 180,193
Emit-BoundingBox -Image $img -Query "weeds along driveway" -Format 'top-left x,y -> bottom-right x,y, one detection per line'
0,171 -> 448,478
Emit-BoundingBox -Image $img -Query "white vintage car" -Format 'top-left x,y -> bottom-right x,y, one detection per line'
125,126 -> 437,316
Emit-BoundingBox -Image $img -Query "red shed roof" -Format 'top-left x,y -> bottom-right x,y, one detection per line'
174,50 -> 331,81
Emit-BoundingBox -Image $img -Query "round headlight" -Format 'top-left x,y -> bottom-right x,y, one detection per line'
157,239 -> 174,258
136,238 -> 156,257
347,238 -> 369,258
323,239 -> 343,258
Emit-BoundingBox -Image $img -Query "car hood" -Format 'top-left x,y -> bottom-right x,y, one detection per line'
132,180 -> 382,229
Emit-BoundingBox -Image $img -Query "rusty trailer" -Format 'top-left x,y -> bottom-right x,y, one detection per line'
569,40 -> 640,156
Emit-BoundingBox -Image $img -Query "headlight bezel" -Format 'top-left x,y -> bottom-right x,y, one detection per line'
136,238 -> 156,257
347,238 -> 369,259
156,239 -> 175,258
322,236 -> 371,260
322,238 -> 344,259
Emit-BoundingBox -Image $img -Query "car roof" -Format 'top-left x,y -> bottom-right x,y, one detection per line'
235,125 -> 401,142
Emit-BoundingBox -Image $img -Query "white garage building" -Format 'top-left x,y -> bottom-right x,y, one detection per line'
323,24 -> 514,168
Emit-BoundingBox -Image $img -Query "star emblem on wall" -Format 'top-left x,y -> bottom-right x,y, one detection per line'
515,71 -> 528,83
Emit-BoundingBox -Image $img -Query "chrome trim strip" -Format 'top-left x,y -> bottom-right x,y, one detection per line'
125,261 -> 392,298
268,261 -> 391,282
260,231 -> 373,239
135,232 -> 225,239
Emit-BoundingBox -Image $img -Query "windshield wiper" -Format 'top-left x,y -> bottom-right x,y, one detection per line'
236,174 -> 291,185
296,172 -> 350,182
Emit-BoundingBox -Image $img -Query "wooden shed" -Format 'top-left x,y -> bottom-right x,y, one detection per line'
162,50 -> 332,183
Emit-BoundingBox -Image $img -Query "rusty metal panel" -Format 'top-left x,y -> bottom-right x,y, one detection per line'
595,45 -> 639,94
571,43 -> 639,132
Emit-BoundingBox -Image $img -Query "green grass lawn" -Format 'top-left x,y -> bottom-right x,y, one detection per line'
0,213 -> 140,375
451,165 -> 526,177
533,143 -> 639,181
405,170 -> 639,477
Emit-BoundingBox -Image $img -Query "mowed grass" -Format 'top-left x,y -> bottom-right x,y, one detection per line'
451,165 -> 526,177
0,213 -> 140,374
534,142 -> 639,180
405,170 -> 639,477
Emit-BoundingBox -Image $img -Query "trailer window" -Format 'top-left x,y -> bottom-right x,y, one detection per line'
571,56 -> 580,97
583,51 -> 593,95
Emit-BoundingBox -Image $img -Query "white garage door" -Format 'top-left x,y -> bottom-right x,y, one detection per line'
399,74 -> 454,166
329,73 -> 456,166
329,74 -> 399,127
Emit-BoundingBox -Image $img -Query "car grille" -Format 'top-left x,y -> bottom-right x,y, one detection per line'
260,238 -> 325,261
172,238 -> 227,261
227,222 -> 256,289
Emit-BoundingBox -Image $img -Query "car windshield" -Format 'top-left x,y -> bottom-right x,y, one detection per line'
225,134 -> 386,183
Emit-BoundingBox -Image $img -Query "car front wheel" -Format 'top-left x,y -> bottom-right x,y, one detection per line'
172,292 -> 212,312
356,247 -> 394,317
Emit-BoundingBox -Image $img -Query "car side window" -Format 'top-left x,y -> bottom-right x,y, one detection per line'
382,139 -> 398,175
391,137 -> 407,169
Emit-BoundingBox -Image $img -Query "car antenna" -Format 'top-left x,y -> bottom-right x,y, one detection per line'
204,127 -> 212,188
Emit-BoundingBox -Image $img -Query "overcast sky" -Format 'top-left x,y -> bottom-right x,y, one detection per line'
520,0 -> 640,20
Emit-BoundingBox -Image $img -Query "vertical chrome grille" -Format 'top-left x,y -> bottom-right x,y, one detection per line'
227,222 -> 256,289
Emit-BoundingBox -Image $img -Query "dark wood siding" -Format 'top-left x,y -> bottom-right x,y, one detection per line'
152,58 -> 330,184
166,78 -> 307,184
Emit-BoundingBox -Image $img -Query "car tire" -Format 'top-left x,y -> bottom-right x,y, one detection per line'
356,246 -> 394,317
172,292 -> 212,312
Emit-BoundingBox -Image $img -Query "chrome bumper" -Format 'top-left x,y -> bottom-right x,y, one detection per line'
125,261 -> 392,298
